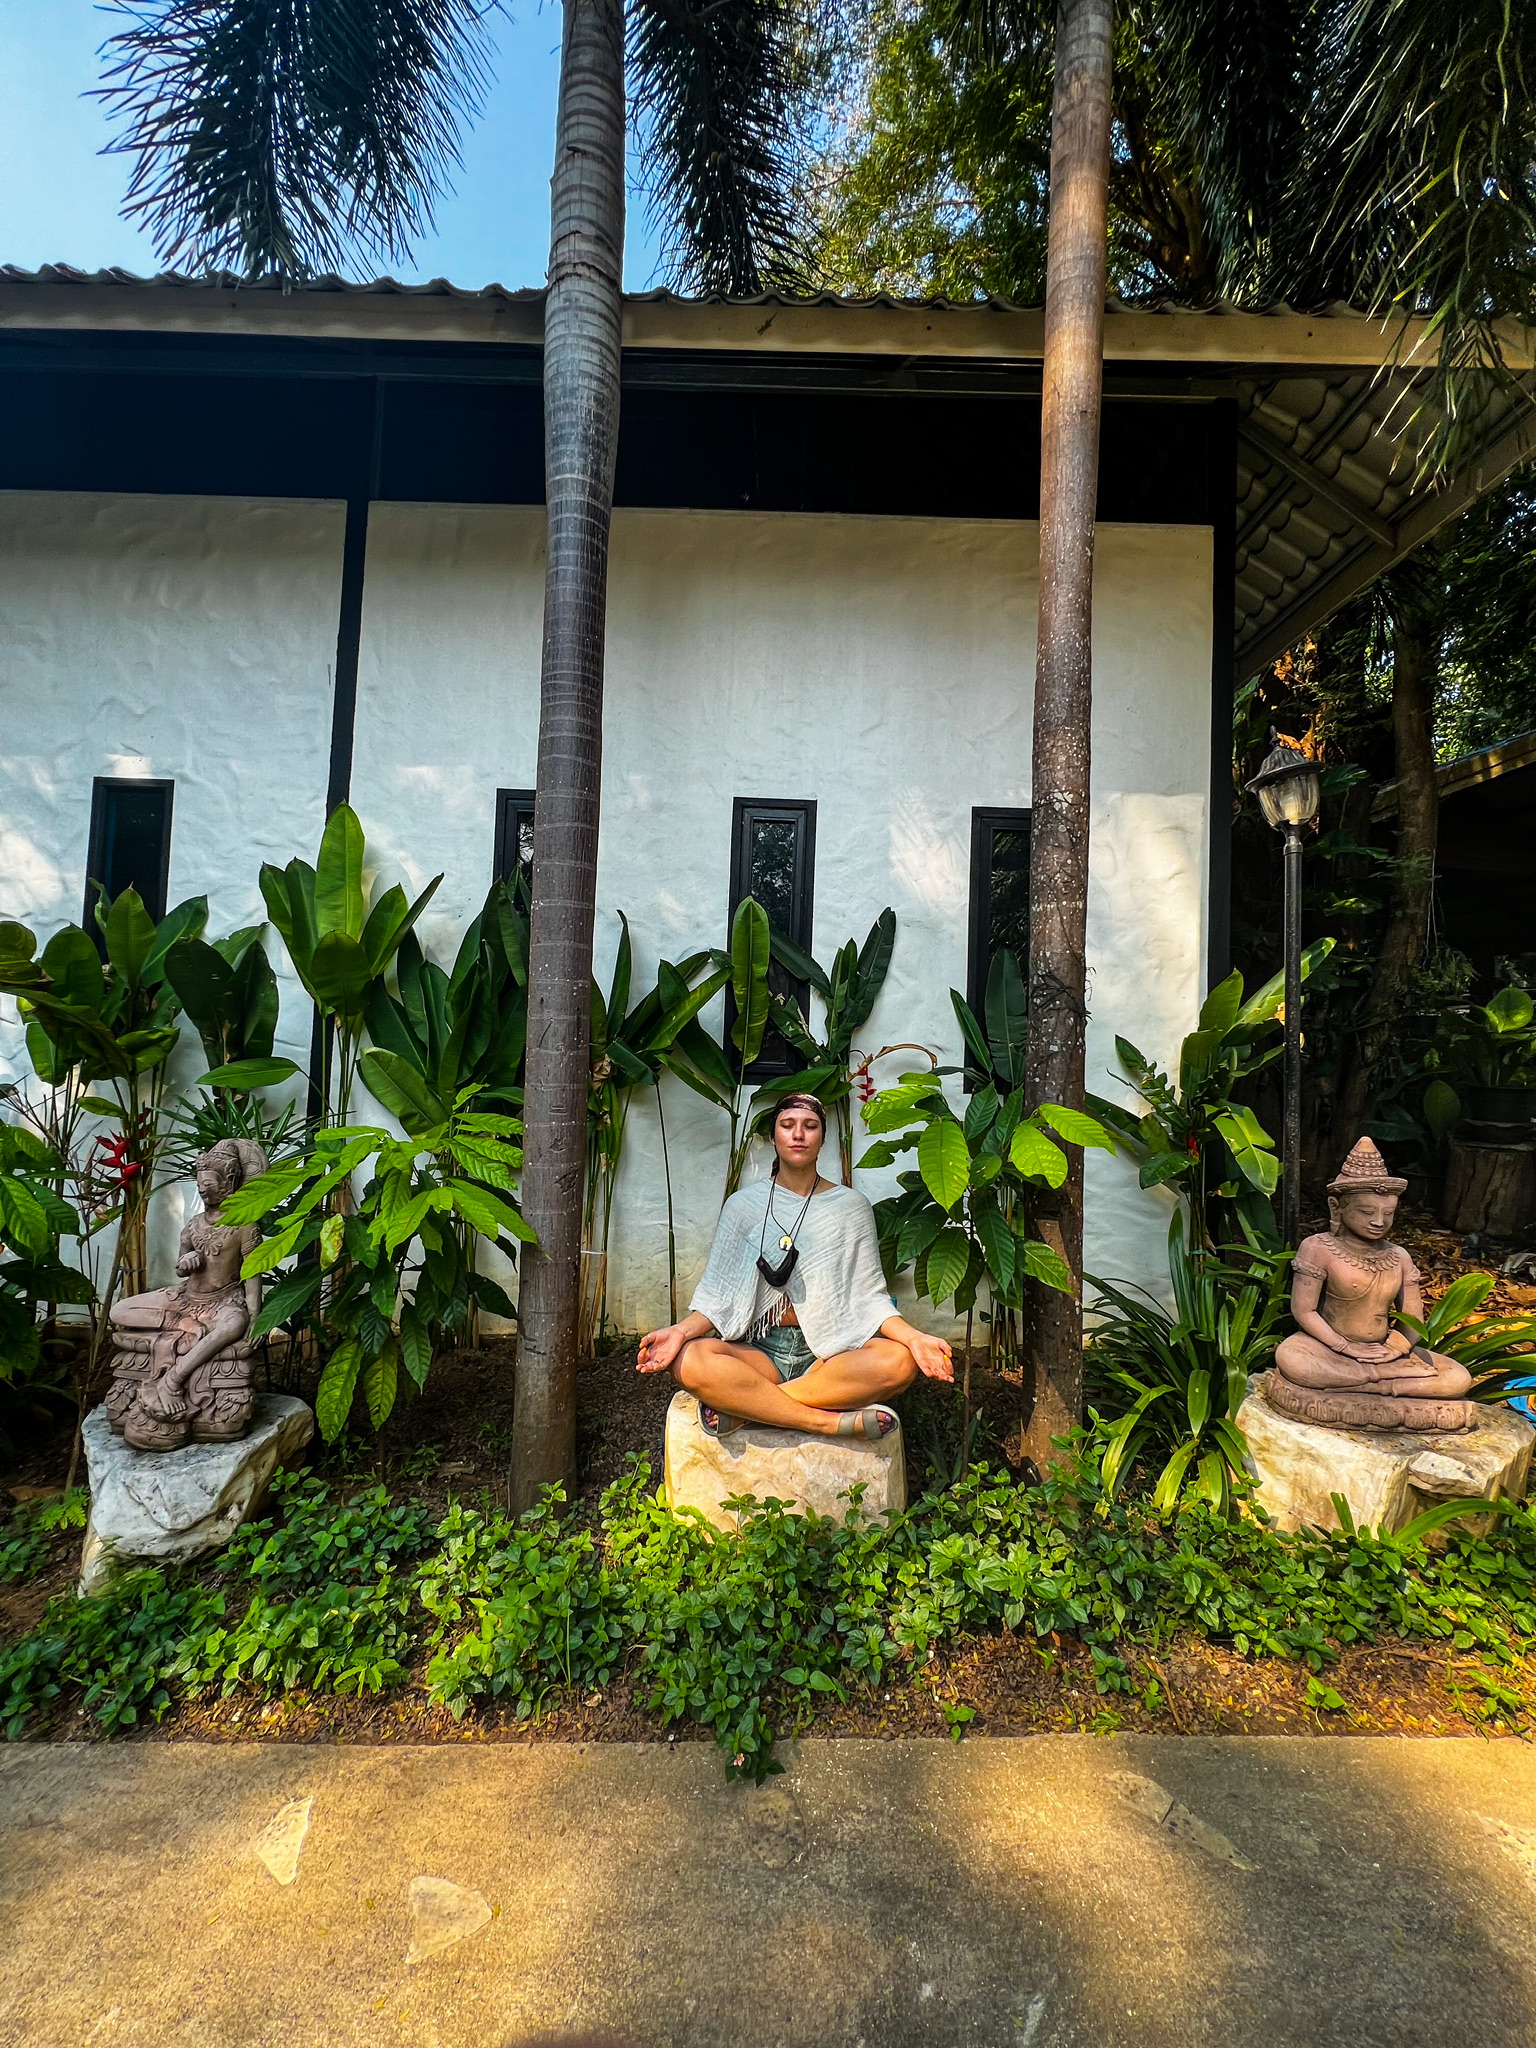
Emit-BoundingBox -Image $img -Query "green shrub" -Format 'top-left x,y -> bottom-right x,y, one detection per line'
6,1450 -> 1536,1773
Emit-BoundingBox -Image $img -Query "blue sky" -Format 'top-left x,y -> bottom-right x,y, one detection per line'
0,0 -> 665,289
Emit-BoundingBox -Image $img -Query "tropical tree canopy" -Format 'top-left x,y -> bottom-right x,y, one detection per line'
99,0 -> 824,292
815,0 -> 1536,460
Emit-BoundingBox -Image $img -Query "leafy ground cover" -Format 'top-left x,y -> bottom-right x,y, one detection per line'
5,1209 -> 1534,1775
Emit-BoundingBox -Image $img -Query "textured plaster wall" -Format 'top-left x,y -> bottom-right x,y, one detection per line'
0,491 -> 345,1278
352,505 -> 1212,1327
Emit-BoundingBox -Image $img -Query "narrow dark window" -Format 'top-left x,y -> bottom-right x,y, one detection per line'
729,797 -> 816,1079
493,788 -> 536,901
85,778 -> 174,932
967,806 -> 1031,1023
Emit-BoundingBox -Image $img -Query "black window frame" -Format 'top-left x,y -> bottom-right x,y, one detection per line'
967,806 -> 1032,1070
84,776 -> 175,934
728,797 -> 817,1081
493,787 -> 537,901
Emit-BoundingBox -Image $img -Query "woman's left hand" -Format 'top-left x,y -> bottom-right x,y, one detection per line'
909,1331 -> 954,1382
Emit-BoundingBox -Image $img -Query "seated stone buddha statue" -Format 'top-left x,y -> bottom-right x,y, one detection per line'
1266,1137 -> 1476,1433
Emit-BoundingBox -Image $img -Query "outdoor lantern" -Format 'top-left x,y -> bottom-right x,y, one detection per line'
1246,734 -> 1321,833
1243,730 -> 1323,1252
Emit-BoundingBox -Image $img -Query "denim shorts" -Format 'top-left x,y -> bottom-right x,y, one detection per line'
757,1323 -> 817,1382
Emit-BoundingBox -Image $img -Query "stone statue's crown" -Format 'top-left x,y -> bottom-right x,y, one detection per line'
1326,1136 -> 1407,1196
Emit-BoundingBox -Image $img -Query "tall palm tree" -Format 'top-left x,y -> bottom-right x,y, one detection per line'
829,0 -> 1536,1453
100,0 -> 813,1508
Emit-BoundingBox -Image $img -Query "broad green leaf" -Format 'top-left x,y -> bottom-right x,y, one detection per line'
315,803 -> 366,942
918,1119 -> 969,1210
1234,938 -> 1335,1030
40,926 -> 106,1016
359,1048 -> 446,1133
973,1201 -> 1016,1297
241,1216 -> 306,1276
249,1262 -> 323,1342
964,1084 -> 1000,1146
164,937 -> 237,1051
315,1339 -> 363,1441
984,948 -> 1027,1077
896,1203 -> 945,1270
362,1341 -> 399,1429
1486,985 -> 1535,1033
608,910 -> 633,1031
101,888 -> 158,990
1213,1112 -> 1281,1194
643,967 -> 731,1053
0,920 -> 40,979
197,1057 -> 301,1091
1196,970 -> 1243,1039
319,1213 -> 346,1271
1423,1078 -> 1461,1144
1139,1151 -> 1192,1189
308,932 -> 374,1022
863,1082 -> 944,1134
142,895 -> 208,986
1426,1271 -> 1496,1345
448,1180 -> 537,1244
729,897 -> 772,1066
767,926 -> 831,998
1020,1238 -> 1074,1294
922,1227 -> 971,1304
950,988 -> 994,1079
399,1305 -> 433,1390
846,908 -> 896,1036
1009,1122 -> 1067,1188
1036,1102 -> 1117,1153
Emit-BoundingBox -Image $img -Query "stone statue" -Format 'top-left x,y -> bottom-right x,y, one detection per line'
1266,1137 -> 1476,1432
105,1138 -> 267,1452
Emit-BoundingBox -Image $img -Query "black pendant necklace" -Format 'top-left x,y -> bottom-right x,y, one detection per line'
757,1182 -> 817,1289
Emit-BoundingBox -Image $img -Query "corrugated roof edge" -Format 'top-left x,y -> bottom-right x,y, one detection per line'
0,262 -> 1376,322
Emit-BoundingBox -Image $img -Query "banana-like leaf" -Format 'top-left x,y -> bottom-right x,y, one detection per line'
143,895 -> 208,985
847,908 -> 896,1036
1196,970 -> 1243,1039
1233,938 -> 1335,1031
309,931 -> 374,1021
729,897 -> 772,1065
198,1057 -> 301,1091
359,1048 -> 446,1134
608,910 -> 633,1031
984,948 -> 1027,1083
101,888 -> 158,990
767,926 -> 831,998
316,803 -> 366,942
41,926 -> 106,1015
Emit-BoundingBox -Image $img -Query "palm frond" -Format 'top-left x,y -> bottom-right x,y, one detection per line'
98,0 -> 496,277
1287,0 -> 1536,473
629,0 -> 818,294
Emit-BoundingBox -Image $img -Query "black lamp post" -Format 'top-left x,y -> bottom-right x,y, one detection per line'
1245,733 -> 1322,1248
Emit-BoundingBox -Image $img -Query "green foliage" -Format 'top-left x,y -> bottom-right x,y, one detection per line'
0,1125 -> 89,1429
360,877 -> 529,1132
951,948 -> 1029,1093
1432,986 -> 1536,1094
1089,948 -> 1333,1248
1086,1217 -> 1291,1514
14,1453 -> 1536,1774
226,1096 -> 532,1437
860,1072 -> 1114,1330
259,804 -> 441,1118
1390,1271 -> 1536,1403
164,923 -> 283,1083
767,909 -> 897,1180
0,1488 -> 89,1585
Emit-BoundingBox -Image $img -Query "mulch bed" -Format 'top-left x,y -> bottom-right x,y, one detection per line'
6,1217 -> 1536,1747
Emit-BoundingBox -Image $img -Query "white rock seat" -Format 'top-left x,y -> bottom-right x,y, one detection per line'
1237,1371 -> 1534,1538
662,1390 -> 906,1533
79,1392 -> 314,1595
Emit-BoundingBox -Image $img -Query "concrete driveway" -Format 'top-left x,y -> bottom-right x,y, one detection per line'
3,1735 -> 1535,2048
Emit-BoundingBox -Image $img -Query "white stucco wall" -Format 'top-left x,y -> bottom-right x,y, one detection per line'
0,491 -> 345,1278
352,505 -> 1213,1328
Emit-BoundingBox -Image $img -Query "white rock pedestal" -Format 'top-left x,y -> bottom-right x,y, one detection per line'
79,1393 -> 314,1595
662,1391 -> 907,1533
1237,1372 -> 1535,1538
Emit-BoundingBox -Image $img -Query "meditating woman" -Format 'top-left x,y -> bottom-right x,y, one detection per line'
637,1092 -> 954,1436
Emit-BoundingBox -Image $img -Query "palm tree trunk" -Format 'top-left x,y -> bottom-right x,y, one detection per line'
511,0 -> 626,1513
1022,0 -> 1113,1475
1333,587 -> 1440,1150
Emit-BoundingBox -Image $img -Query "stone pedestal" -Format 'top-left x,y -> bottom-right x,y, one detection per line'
1237,1372 -> 1534,1537
662,1391 -> 906,1533
79,1393 -> 314,1595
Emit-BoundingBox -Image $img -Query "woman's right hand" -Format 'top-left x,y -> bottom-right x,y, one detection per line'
638,1326 -> 687,1374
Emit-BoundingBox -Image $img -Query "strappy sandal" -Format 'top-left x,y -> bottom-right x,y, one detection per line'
698,1402 -> 744,1438
835,1405 -> 898,1440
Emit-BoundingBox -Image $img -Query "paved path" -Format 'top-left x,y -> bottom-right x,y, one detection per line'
4,1736 -> 1536,2048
